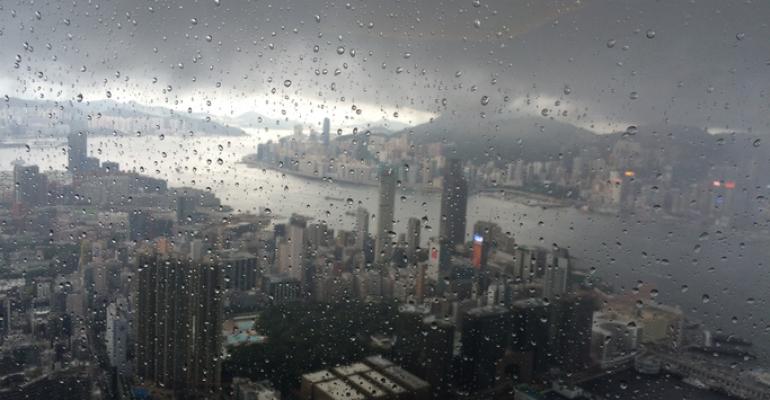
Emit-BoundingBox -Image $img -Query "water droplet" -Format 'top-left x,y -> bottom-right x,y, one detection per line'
315,14 -> 321,23
606,39 -> 617,48
473,19 -> 481,29
645,29 -> 656,39
736,32 -> 745,41
753,138 -> 761,147
563,85 -> 571,95
624,125 -> 638,136
283,80 -> 292,88
702,294 -> 710,304
629,91 -> 639,100
336,46 -> 345,55
480,96 -> 490,106
213,0 -> 221,6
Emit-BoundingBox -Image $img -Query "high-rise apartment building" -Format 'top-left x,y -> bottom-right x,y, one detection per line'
374,167 -> 397,265
406,217 -> 421,262
135,248 -> 224,394
355,207 -> 370,251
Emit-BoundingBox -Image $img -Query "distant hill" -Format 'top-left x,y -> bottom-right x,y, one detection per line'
400,113 -> 766,186
229,111 -> 304,130
402,113 -> 601,163
0,97 -> 246,137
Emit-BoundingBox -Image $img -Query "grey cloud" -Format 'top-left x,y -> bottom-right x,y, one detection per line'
1,0 -> 767,133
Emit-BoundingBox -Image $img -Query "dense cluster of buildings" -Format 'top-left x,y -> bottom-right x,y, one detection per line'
0,129 -> 763,400
252,125 -> 760,227
472,139 -> 758,225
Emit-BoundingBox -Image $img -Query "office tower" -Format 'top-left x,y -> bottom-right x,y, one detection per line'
354,207 -> 370,251
105,300 -> 129,373
13,164 -> 47,207
67,131 -> 88,175
547,294 -> 596,373
406,217 -> 421,262
420,316 -> 455,398
374,167 -> 397,265
414,263 -> 427,302
543,250 -> 570,299
176,195 -> 196,224
135,250 -> 224,394
460,306 -> 512,390
510,299 -> 553,383
322,117 -> 331,146
439,158 -> 468,248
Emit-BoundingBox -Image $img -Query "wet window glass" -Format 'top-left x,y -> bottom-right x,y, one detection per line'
0,1 -> 767,399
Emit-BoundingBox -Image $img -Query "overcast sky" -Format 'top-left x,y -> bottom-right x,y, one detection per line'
1,0 -> 768,133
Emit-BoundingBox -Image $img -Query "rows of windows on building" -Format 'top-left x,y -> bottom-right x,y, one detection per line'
0,130 -> 735,400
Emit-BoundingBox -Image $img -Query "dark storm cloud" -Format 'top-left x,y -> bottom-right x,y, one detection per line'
1,0 -> 767,132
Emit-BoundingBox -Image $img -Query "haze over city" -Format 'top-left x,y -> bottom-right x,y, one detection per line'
0,1 -> 769,400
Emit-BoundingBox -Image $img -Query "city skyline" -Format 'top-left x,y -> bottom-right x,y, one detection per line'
0,1 -> 768,399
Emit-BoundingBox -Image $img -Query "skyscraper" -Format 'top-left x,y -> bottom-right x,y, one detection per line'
135,249 -> 224,394
406,217 -> 421,262
286,214 -> 308,282
460,305 -> 512,390
439,158 -> 468,248
374,166 -> 397,265
67,132 -> 88,176
322,117 -> 331,146
355,207 -> 370,251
